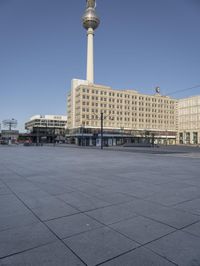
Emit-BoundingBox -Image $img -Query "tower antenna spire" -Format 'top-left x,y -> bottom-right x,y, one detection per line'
86,0 -> 96,8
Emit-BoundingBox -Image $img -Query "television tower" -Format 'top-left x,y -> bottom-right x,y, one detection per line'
82,0 -> 100,83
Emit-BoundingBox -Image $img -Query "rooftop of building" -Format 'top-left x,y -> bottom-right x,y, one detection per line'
71,79 -> 175,100
178,94 -> 200,102
29,115 -> 67,121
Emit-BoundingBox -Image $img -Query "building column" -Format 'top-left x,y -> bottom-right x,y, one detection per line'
190,132 -> 194,144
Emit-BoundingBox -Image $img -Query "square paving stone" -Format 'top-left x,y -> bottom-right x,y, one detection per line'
22,196 -> 79,221
0,210 -> 38,232
0,186 -> 11,196
146,187 -> 200,207
7,181 -> 39,193
144,207 -> 200,229
58,191 -> 110,211
0,241 -> 84,266
183,222 -> 200,238
46,213 -> 102,239
116,182 -> 161,198
86,190 -> 136,204
157,181 -> 196,190
0,194 -> 29,218
64,227 -> 139,266
110,216 -> 175,244
174,198 -> 200,215
86,203 -> 138,225
36,183 -> 74,196
146,230 -> 200,266
121,199 -> 165,217
17,189 -> 51,201
0,222 -> 57,258
101,246 -> 176,266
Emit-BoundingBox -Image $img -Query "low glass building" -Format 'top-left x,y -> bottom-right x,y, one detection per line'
25,115 -> 67,143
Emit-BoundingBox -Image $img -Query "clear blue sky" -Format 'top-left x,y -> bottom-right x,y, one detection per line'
0,0 -> 200,131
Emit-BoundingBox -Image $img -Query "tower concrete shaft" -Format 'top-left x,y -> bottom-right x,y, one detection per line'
87,28 -> 94,83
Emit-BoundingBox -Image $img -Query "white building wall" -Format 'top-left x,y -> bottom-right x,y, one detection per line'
70,79 -> 89,128
178,95 -> 200,144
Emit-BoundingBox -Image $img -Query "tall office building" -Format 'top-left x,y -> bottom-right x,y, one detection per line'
67,81 -> 177,146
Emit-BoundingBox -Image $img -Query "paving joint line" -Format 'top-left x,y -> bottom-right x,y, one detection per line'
95,230 -> 179,266
1,178 -> 88,266
0,240 -> 57,261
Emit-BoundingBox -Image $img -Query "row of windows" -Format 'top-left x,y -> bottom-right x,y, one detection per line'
80,122 -> 175,130
28,121 -> 66,126
81,104 -> 174,113
82,96 -> 175,108
81,102 -> 174,110
81,88 -> 174,104
80,115 -> 175,123
81,108 -> 174,117
78,119 -> 175,127
81,95 -> 175,105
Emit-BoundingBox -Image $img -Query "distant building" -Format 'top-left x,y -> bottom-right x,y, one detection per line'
178,95 -> 200,144
25,115 -> 67,143
1,130 -> 19,143
67,79 -> 178,146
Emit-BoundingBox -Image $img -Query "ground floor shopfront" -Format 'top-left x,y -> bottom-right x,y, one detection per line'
66,128 -> 177,147
178,131 -> 200,145
26,127 -> 66,144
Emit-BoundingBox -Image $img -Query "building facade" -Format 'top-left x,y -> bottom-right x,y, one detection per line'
25,115 -> 67,143
0,130 -> 19,144
67,79 -> 178,146
178,95 -> 200,145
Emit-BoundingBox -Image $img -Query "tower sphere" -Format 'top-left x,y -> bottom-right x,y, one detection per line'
82,1 -> 100,30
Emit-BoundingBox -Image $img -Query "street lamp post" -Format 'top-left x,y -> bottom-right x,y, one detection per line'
81,125 -> 84,146
45,121 -> 48,144
90,111 -> 113,150
100,112 -> 103,150
36,127 -> 39,144
120,127 -> 124,145
53,127 -> 56,146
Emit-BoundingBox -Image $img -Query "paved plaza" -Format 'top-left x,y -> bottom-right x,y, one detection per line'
0,145 -> 200,266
